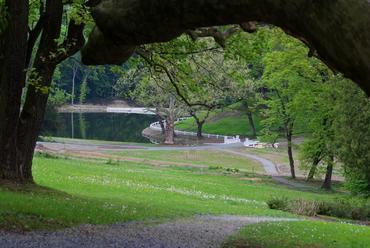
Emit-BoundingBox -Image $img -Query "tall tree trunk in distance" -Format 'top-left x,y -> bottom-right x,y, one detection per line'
247,112 -> 257,139
306,157 -> 321,181
286,125 -> 296,179
157,114 -> 165,134
243,101 -> 257,138
196,120 -> 205,139
190,110 -> 211,139
164,114 -> 175,145
0,0 -> 29,181
71,63 -> 78,105
322,155 -> 334,190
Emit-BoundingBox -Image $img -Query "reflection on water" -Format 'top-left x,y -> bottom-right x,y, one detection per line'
41,112 -> 157,143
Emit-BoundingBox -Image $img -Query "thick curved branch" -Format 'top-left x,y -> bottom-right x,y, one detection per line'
81,0 -> 370,95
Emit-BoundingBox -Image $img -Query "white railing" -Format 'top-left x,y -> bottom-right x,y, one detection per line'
106,107 -> 156,115
147,118 -> 279,148
149,117 -> 228,140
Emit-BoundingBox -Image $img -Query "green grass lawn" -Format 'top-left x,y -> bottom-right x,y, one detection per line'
175,105 -> 311,138
176,111 -> 262,137
223,220 -> 370,248
0,154 -> 368,247
108,150 -> 264,173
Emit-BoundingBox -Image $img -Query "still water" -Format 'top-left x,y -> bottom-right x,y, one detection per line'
41,112 -> 157,143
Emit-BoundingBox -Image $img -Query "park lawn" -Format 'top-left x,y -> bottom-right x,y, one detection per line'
223,220 -> 370,248
0,155 -> 368,247
176,111 -> 262,137
0,155 -> 347,231
108,149 -> 264,173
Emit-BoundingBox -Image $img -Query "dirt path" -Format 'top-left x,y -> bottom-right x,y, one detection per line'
0,216 -> 298,248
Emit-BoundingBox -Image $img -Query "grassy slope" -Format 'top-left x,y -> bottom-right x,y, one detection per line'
0,154 -> 368,247
223,221 -> 370,248
175,102 -> 310,137
176,110 -> 262,137
108,150 -> 264,173
1,154 -> 342,230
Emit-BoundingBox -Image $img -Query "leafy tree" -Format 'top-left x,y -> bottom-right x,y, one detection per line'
134,34 -> 247,138
0,0 -> 88,181
296,72 -> 340,189
116,60 -> 185,144
333,81 -> 370,196
256,28 -> 328,179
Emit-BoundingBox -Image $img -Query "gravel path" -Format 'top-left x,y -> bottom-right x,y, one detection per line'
36,141 -> 244,152
222,150 -> 314,190
222,149 -> 279,176
0,216 -> 298,248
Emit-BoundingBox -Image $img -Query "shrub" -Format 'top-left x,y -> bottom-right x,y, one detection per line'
317,198 -> 369,221
267,196 -> 369,220
266,197 -> 288,210
225,168 -> 240,173
106,159 -> 119,165
288,199 -> 320,216
35,152 -> 60,160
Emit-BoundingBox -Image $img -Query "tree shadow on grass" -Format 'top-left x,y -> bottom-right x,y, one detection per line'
0,180 -> 126,233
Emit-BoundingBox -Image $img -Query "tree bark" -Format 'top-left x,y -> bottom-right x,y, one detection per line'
15,0 -> 64,181
322,155 -> 334,190
0,0 -> 29,181
164,115 -> 175,145
286,127 -> 296,179
16,1 -> 85,181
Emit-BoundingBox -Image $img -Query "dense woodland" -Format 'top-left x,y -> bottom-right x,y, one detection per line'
0,1 -> 370,196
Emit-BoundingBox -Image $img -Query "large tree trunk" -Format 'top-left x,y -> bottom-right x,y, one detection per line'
16,1 -> 85,181
16,0 -> 63,181
0,0 -> 29,181
83,0 -> 370,96
322,155 -> 334,190
17,69 -> 56,181
286,127 -> 296,179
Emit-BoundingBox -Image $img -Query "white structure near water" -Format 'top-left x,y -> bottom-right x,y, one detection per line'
106,107 -> 156,115
148,118 -> 279,148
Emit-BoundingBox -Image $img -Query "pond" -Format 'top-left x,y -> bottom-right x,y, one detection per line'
41,112 -> 157,143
